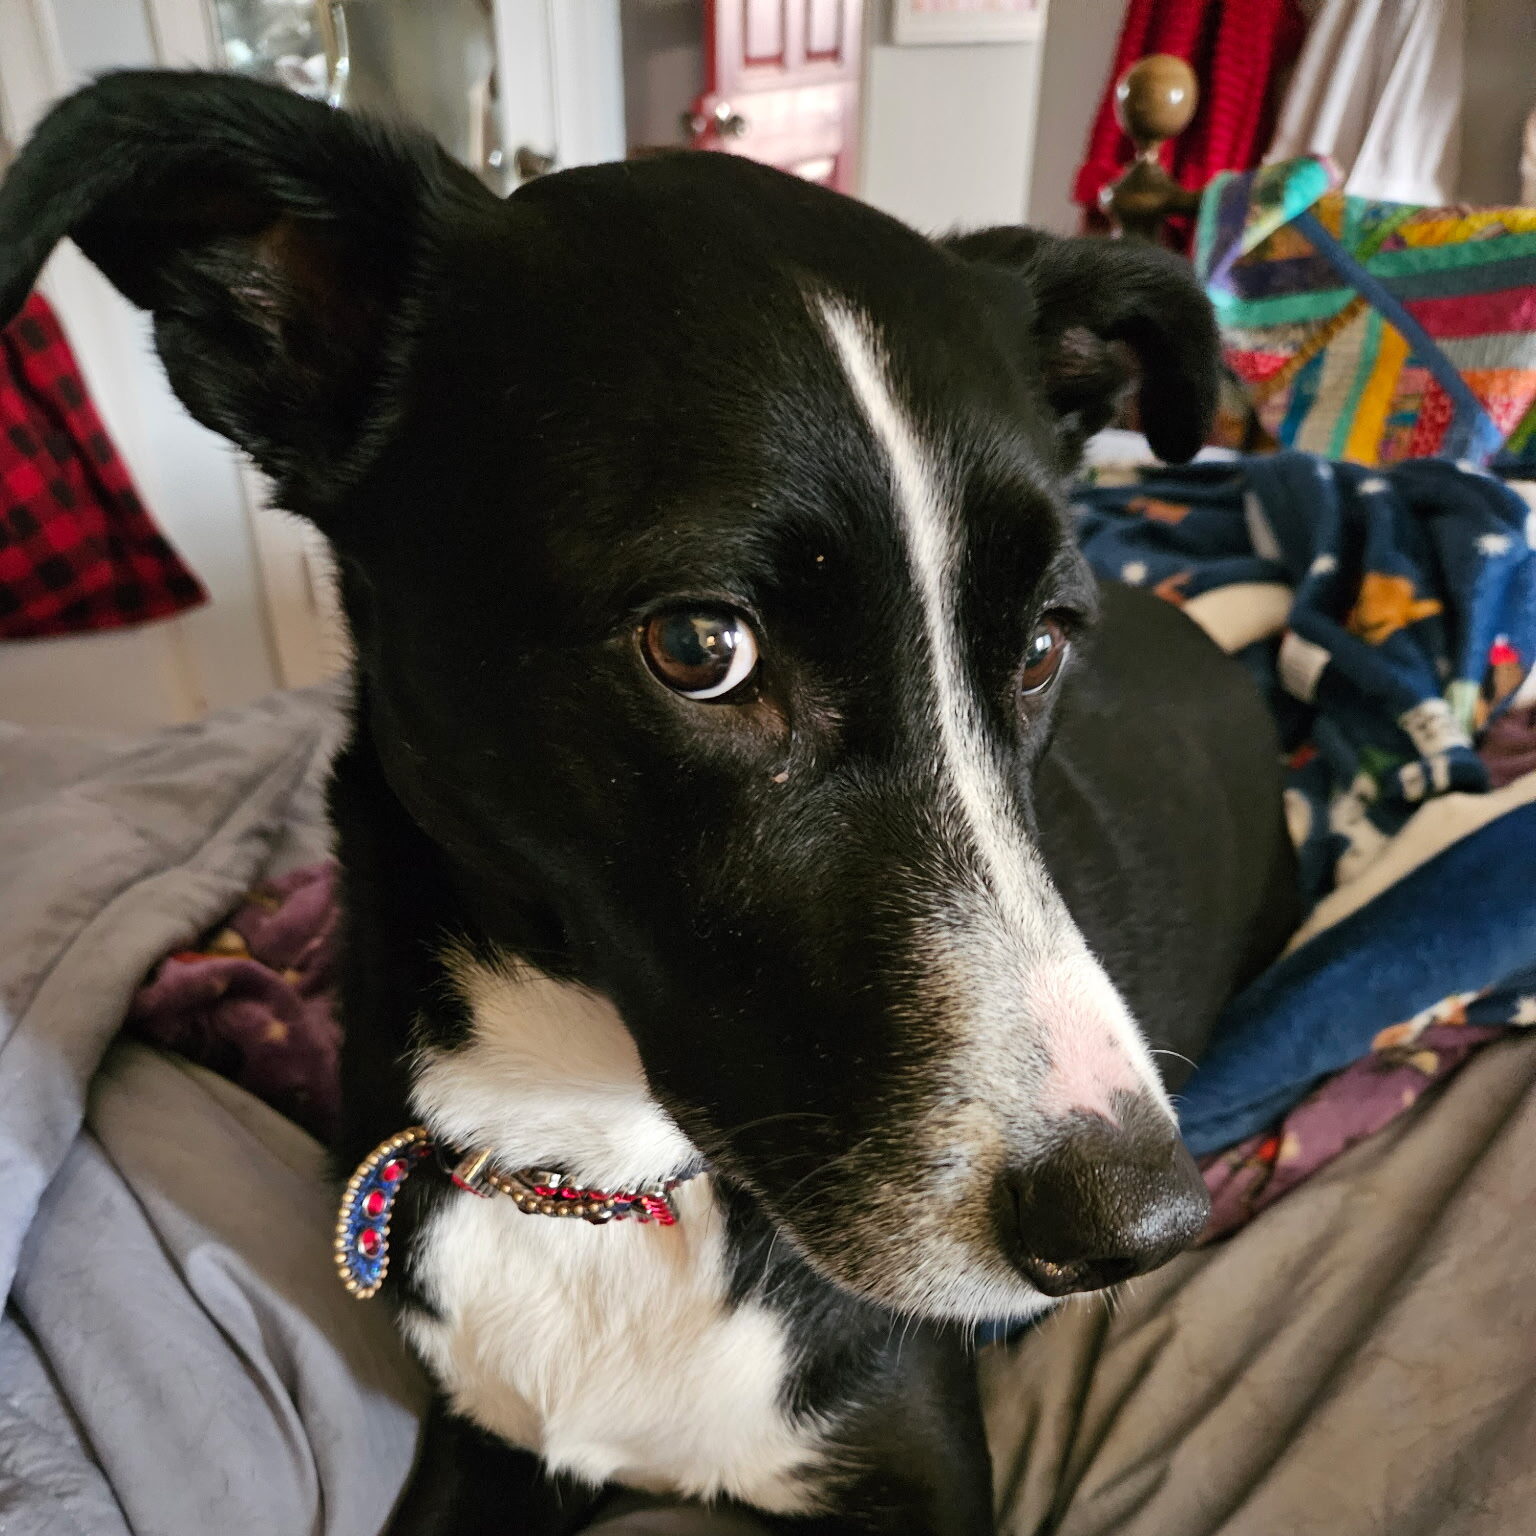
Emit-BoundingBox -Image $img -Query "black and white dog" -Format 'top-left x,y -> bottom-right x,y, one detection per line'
0,73 -> 1297,1536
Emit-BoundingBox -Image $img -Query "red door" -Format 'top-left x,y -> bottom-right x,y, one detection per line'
688,1 -> 863,193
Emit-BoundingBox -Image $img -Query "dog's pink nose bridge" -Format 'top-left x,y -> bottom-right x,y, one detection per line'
1040,1025 -> 1147,1126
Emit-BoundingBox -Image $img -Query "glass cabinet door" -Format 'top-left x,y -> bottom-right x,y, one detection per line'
209,0 -> 336,101
206,0 -> 505,185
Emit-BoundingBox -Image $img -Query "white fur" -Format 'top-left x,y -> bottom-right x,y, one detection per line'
406,956 -> 831,1512
412,954 -> 695,1189
815,297 -> 1169,1126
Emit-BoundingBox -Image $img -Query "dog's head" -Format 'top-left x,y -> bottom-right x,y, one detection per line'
1,73 -> 1218,1320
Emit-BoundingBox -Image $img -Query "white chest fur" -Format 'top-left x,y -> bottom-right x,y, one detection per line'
402,955 -> 830,1513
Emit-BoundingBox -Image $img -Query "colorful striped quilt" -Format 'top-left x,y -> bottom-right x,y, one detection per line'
1196,157 -> 1536,469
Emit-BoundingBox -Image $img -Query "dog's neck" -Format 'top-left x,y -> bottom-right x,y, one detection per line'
409,947 -> 703,1192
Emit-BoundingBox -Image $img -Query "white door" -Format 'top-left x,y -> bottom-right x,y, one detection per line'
0,0 -> 623,730
0,0 -> 288,727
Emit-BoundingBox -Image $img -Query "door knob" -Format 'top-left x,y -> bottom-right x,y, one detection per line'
684,101 -> 749,140
510,146 -> 556,180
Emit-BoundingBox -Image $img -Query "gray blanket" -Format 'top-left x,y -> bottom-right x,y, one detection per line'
4,688 -> 1533,1535
0,686 -> 428,1536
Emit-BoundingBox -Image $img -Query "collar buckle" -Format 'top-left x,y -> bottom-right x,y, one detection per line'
449,1146 -> 497,1197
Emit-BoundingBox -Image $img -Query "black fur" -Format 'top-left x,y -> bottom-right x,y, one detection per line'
0,72 -> 1296,1535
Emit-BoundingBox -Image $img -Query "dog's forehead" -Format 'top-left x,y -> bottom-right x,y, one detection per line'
464,167 -> 1050,533
369,155 -> 1075,653
488,332 -> 1065,643
495,154 -> 1035,417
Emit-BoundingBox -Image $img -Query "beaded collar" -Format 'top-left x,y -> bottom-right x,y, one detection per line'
334,1125 -> 697,1299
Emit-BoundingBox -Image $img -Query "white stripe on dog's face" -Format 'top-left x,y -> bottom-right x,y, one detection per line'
817,298 -> 1168,1131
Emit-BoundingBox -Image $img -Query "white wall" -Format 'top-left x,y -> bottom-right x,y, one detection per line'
620,0 -> 702,151
858,0 -> 1045,236
1461,0 -> 1536,205
1026,0 -> 1120,233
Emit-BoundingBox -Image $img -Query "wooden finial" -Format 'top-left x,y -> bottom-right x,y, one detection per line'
1116,54 -> 1199,149
1101,55 -> 1201,241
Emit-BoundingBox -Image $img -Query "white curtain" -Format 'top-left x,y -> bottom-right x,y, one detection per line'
1523,106 -> 1536,205
1266,0 -> 1466,205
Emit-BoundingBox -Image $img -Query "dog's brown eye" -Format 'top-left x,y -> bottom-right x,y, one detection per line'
641,610 -> 759,701
1018,618 -> 1068,698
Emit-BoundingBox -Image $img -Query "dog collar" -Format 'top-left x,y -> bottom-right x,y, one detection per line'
334,1125 -> 695,1299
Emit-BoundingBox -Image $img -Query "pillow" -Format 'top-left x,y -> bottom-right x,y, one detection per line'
1196,157 -> 1536,470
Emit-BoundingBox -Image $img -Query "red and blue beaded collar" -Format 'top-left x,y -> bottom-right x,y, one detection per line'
334,1125 -> 696,1298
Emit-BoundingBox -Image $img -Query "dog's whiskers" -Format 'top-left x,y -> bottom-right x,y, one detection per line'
713,1109 -> 838,1143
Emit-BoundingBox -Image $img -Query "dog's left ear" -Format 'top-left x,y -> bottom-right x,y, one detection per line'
0,69 -> 498,518
944,228 -> 1220,467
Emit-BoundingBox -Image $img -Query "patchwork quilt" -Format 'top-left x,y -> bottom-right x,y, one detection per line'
1196,157 -> 1536,469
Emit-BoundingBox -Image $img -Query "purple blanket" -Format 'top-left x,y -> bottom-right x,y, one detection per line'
128,863 -> 341,1142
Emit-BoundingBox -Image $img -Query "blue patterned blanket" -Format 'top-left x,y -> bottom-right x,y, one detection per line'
1073,454 -> 1536,1154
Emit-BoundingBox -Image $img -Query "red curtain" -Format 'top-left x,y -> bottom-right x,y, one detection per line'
1074,0 -> 1309,239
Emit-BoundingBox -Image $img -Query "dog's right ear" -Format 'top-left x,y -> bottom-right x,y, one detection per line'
0,70 -> 495,518
943,227 -> 1220,470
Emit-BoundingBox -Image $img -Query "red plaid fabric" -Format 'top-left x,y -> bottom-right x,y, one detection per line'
1,293 -> 205,639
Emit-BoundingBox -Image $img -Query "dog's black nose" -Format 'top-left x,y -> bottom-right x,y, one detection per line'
1001,1098 -> 1210,1298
